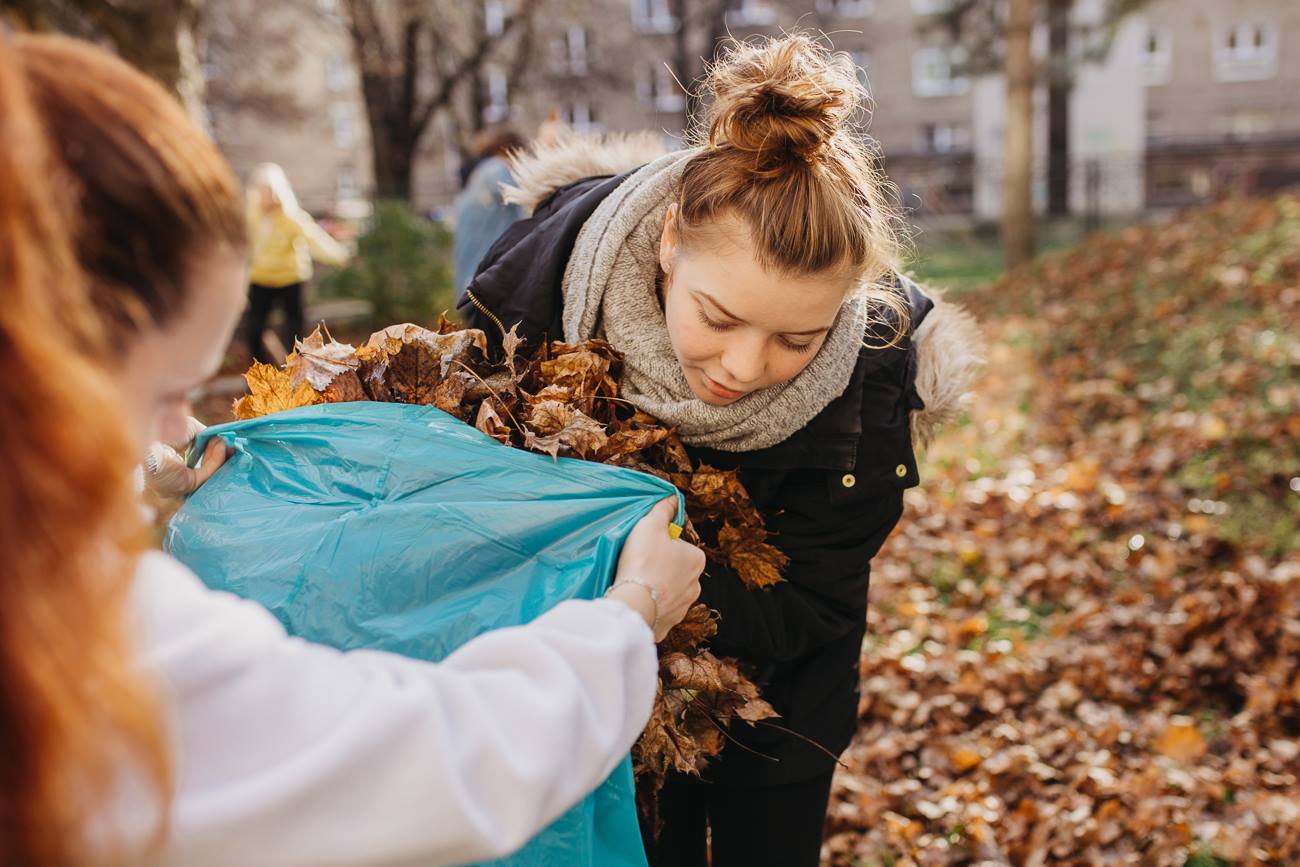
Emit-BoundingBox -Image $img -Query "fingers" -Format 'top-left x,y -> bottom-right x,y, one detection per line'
189,437 -> 231,489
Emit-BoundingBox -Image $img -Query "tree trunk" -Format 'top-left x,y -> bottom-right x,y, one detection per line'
1047,0 -> 1071,217
1002,0 -> 1037,269
108,0 -> 206,120
21,0 -> 209,121
369,125 -> 415,201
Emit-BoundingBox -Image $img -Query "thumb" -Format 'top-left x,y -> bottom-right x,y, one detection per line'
650,496 -> 678,523
189,437 -> 231,489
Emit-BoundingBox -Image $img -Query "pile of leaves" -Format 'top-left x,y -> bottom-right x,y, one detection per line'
230,317 -> 779,802
825,194 -> 1300,865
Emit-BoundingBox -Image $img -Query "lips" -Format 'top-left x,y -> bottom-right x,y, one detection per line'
702,373 -> 747,400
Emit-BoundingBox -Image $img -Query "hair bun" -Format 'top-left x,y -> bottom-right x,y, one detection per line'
703,35 -> 862,174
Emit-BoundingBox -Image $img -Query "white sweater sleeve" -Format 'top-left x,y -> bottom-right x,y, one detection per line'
129,551 -> 657,867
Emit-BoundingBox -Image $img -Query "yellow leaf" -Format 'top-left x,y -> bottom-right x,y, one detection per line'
1064,458 -> 1101,492
951,746 -> 983,772
232,362 -> 323,420
1154,719 -> 1207,762
1200,415 -> 1228,441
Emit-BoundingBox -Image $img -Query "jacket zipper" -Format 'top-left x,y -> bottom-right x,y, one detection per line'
463,286 -> 508,341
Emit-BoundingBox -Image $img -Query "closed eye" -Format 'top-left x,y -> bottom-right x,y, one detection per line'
697,308 -> 734,332
779,337 -> 816,354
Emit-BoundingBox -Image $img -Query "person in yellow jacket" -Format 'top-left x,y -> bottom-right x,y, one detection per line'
245,162 -> 350,361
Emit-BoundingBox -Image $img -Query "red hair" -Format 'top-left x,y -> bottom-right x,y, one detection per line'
0,32 -> 248,863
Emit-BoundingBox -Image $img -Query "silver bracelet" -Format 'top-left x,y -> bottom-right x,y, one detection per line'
605,579 -> 660,632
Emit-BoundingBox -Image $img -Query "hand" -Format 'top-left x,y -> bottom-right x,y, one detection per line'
144,417 -> 231,498
609,497 -> 705,641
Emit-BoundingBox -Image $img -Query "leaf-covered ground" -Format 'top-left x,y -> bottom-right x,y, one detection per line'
824,196 -> 1300,866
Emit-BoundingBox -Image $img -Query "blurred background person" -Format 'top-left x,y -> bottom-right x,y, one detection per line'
452,125 -> 526,297
245,162 -> 350,362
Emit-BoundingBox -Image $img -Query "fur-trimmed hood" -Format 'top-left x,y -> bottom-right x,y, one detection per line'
504,133 -> 985,448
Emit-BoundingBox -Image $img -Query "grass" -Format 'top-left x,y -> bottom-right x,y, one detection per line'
905,219 -> 1102,297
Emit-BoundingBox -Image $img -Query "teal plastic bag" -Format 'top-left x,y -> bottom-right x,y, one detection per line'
165,401 -> 676,867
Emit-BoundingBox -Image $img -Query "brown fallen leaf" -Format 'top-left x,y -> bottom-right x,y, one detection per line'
287,326 -> 360,392
718,523 -> 789,589
475,399 -> 511,445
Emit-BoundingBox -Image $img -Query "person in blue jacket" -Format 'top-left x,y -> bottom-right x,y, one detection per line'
459,33 -> 983,867
453,127 -> 527,296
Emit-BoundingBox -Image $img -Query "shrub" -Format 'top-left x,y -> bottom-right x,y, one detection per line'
318,200 -> 457,329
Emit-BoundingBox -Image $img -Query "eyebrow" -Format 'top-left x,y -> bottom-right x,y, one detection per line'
695,290 -> 832,337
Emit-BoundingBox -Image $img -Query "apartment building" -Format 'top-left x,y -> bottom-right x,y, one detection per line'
205,0 -> 1299,220
202,0 -> 370,213
1141,0 -> 1300,206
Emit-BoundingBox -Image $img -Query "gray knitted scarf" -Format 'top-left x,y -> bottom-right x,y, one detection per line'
561,148 -> 867,452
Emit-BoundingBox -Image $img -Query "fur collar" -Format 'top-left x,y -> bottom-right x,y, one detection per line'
505,133 -> 985,449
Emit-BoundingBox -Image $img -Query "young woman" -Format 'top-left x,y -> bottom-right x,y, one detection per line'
459,34 -> 982,866
245,162 -> 349,362
0,32 -> 704,866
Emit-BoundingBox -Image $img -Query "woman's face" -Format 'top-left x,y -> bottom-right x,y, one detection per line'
658,205 -> 853,406
118,247 -> 248,453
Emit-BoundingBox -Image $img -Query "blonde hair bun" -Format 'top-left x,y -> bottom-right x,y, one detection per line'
703,34 -> 863,174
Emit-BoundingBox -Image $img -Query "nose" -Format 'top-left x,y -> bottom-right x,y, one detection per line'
718,333 -> 766,387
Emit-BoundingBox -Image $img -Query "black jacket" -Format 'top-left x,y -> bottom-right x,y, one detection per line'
458,171 -> 934,785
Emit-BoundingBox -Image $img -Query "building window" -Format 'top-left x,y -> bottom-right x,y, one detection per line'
816,0 -> 873,17
484,0 -> 506,36
566,25 -> 589,75
325,50 -> 349,92
336,166 -> 360,201
563,101 -> 601,135
330,103 -> 355,147
637,62 -> 686,113
1212,21 -> 1278,82
550,26 -> 589,76
726,0 -> 776,28
850,50 -> 872,94
1139,26 -> 1172,87
482,67 -> 510,123
916,122 -> 971,153
632,0 -> 678,34
912,46 -> 969,97
911,0 -> 951,13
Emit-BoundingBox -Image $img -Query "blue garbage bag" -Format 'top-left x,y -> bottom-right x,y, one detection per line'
165,401 -> 677,867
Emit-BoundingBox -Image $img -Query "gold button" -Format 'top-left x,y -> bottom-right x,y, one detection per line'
841,473 -> 856,488
895,464 -> 907,478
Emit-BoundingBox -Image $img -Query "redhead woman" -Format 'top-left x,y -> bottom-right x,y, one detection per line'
459,34 -> 982,867
0,32 -> 704,867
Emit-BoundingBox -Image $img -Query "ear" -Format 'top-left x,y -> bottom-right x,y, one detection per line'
659,202 -> 680,275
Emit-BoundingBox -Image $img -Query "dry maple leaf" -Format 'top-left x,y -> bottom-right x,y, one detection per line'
287,326 -> 360,392
717,523 -> 789,590
232,362 -> 322,420
522,405 -> 608,460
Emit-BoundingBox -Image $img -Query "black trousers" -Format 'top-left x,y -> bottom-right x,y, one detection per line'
641,771 -> 835,867
245,281 -> 304,363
